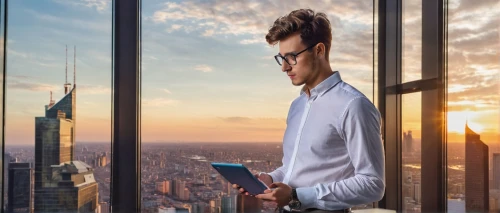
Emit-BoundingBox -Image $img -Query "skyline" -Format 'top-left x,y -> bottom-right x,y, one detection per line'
4,0 -> 499,145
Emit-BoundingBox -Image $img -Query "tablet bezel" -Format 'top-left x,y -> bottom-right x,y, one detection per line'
211,162 -> 269,195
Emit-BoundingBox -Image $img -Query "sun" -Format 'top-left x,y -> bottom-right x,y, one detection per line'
447,111 -> 485,134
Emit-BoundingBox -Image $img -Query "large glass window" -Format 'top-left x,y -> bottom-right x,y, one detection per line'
402,92 -> 422,212
3,1 -> 112,212
446,0 -> 500,212
402,0 -> 422,83
141,1 -> 374,212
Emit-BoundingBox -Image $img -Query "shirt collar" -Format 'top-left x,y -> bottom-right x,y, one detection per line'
300,71 -> 342,98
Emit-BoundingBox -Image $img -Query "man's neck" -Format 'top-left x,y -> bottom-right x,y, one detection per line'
303,69 -> 334,97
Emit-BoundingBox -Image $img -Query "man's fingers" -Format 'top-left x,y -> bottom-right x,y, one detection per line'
232,184 -> 239,189
239,188 -> 246,193
255,193 -> 276,201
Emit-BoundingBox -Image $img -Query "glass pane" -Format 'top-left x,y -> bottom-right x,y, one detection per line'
4,1 -> 112,212
0,0 -> 5,209
402,92 -> 422,212
142,1 -> 374,212
447,0 -> 500,212
402,0 -> 422,83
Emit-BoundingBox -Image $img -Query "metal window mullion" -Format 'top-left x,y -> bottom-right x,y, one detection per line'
111,0 -> 142,212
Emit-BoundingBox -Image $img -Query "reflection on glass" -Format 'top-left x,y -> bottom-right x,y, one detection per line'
141,0 -> 374,212
446,0 -> 500,212
402,92 -> 422,213
4,1 -> 112,212
402,0 -> 422,83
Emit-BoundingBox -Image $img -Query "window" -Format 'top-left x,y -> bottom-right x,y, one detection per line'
402,0 -> 422,83
3,1 -> 112,212
141,1 -> 374,212
446,0 -> 500,212
402,92 -> 422,212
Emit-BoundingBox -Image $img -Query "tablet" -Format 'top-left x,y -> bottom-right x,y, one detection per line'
211,162 -> 269,195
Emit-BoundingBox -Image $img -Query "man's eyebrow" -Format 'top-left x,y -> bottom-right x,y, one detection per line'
280,51 -> 296,56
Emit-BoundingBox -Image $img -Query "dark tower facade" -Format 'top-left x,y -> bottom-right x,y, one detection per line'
465,124 -> 489,212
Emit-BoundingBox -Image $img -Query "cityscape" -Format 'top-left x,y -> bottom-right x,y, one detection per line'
401,129 -> 500,212
2,0 -> 499,213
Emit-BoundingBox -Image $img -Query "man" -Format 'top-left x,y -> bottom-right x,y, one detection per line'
232,9 -> 385,213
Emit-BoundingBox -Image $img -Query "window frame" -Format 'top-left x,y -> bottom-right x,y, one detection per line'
376,0 -> 448,212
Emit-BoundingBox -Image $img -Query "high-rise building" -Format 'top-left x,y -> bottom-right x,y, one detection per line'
98,202 -> 110,213
7,162 -> 32,213
237,194 -> 263,213
403,130 -> 413,153
465,124 -> 489,212
34,161 -> 98,212
221,194 -> 237,213
493,153 -> 500,190
33,63 -> 99,213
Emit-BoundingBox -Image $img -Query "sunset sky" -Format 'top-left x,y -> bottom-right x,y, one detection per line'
4,0 -> 499,147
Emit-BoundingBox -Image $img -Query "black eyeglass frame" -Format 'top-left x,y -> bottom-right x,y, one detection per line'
274,43 -> 319,66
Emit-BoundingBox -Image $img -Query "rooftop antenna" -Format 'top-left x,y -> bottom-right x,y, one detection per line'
65,45 -> 68,84
49,91 -> 55,107
64,45 -> 72,94
73,45 -> 76,88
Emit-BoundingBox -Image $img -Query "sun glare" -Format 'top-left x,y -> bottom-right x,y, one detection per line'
447,111 -> 485,134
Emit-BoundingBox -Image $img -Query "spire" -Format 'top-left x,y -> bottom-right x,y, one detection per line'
65,45 -> 68,84
73,45 -> 76,88
49,91 -> 55,107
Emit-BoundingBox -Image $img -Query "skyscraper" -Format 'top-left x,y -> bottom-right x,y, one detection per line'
33,48 -> 98,212
465,124 -> 489,212
7,162 -> 32,213
494,153 -> 500,190
236,194 -> 263,213
403,130 -> 413,153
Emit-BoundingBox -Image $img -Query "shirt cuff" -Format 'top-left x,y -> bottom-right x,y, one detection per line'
266,172 -> 279,183
296,186 -> 317,210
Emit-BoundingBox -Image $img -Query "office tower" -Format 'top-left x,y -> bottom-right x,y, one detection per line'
403,130 -> 413,153
221,194 -> 237,213
494,153 -> 500,190
33,49 -> 98,212
465,124 -> 489,212
34,161 -> 98,212
237,194 -> 263,213
7,162 -> 32,213
98,202 -> 110,213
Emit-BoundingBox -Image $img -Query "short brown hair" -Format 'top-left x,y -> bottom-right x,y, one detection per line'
266,9 -> 332,58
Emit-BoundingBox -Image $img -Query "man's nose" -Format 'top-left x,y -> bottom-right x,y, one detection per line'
281,62 -> 291,72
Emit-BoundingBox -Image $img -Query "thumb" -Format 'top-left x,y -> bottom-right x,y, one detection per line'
270,182 -> 285,188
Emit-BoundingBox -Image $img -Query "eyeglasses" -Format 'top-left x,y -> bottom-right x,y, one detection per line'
274,43 -> 318,66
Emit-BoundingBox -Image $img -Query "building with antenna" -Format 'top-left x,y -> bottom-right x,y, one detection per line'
33,46 -> 97,212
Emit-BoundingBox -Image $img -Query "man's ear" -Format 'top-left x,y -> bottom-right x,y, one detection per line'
316,43 -> 326,59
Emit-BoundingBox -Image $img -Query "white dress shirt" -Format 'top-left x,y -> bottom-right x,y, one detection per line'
267,71 -> 385,211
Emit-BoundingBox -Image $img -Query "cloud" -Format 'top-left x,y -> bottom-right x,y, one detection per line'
53,0 -> 111,12
77,84 -> 111,94
142,98 -> 180,107
217,116 -> 286,124
194,64 -> 213,73
218,116 -> 253,124
148,0 -> 372,45
163,89 -> 172,94
24,9 -> 110,33
7,80 -> 60,92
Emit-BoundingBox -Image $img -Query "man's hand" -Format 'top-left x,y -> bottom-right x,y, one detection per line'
232,173 -> 273,195
255,182 -> 292,208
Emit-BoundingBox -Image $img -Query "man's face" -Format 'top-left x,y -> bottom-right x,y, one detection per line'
277,33 -> 317,86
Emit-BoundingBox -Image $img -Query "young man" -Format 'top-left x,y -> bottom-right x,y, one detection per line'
233,9 -> 385,213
